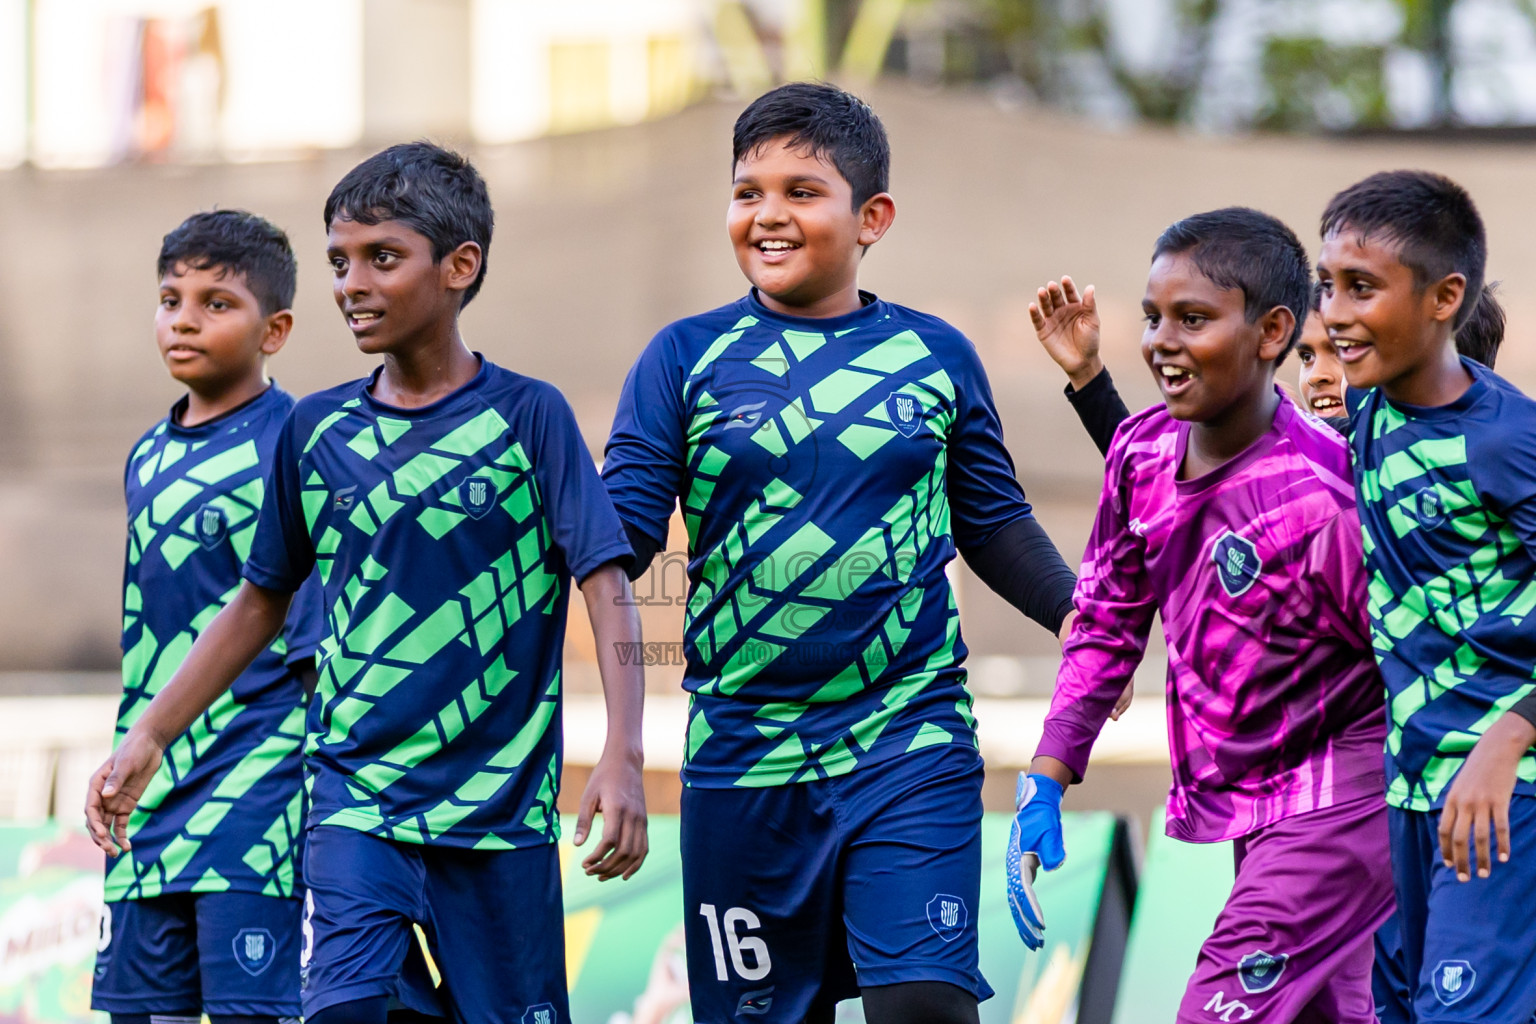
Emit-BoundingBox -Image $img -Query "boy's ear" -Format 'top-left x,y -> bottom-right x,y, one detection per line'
260,310 -> 295,357
857,193 -> 896,248
1428,271 -> 1468,325
1257,305 -> 1296,363
443,241 -> 484,297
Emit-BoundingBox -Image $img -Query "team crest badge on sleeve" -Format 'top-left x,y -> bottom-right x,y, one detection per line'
886,392 -> 927,438
1212,531 -> 1262,597
234,927 -> 276,976
521,1004 -> 557,1024
925,893 -> 968,942
1237,950 -> 1288,994
1432,960 -> 1475,1005
196,503 -> 228,550
461,476 -> 497,520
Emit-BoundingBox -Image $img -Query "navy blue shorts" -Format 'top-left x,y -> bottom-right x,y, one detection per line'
91,891 -> 302,1017
300,825 -> 566,1022
680,744 -> 993,1022
1389,796 -> 1536,1023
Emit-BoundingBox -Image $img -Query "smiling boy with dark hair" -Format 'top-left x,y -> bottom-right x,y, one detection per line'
86,142 -> 649,1024
91,209 -> 324,1024
602,82 -> 1078,1024
1318,169 -> 1536,1024
1015,207 -> 1393,1023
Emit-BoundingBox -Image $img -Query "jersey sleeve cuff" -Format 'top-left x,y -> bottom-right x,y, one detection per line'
569,541 -> 639,584
241,563 -> 302,594
1033,733 -> 1089,784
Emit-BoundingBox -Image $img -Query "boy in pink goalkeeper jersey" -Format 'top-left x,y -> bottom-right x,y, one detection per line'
1007,208 -> 1393,1024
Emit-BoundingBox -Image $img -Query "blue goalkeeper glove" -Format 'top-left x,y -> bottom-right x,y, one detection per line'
1006,772 -> 1066,950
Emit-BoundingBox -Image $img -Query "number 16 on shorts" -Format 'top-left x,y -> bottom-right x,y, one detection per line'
699,904 -> 772,981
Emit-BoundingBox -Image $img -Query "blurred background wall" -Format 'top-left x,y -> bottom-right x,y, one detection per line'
6,0 -> 1536,811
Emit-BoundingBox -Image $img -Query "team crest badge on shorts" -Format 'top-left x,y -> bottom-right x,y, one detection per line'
196,502 -> 228,551
1212,531 -> 1262,597
1432,960 -> 1475,1005
886,392 -> 926,438
926,893 -> 968,942
461,476 -> 497,519
521,1004 -> 557,1024
233,927 -> 276,976
1237,950 -> 1288,994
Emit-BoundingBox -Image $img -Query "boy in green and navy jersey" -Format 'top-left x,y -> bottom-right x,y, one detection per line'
92,210 -> 322,1024
1319,171 -> 1536,1023
87,144 -> 649,1024
603,84 -> 1077,1024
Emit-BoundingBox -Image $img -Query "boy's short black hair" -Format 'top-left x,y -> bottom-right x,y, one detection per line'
158,209 -> 296,315
1320,170 -> 1486,330
1152,207 -> 1312,361
324,141 -> 494,305
733,82 -> 890,209
1456,283 -> 1504,369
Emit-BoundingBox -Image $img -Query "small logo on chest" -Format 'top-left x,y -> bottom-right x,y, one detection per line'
461,476 -> 497,519
1414,486 -> 1447,529
1212,531 -> 1263,597
195,503 -> 227,550
886,392 -> 927,438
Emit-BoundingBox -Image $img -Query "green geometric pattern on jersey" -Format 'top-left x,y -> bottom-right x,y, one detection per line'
301,400 -> 564,847
1359,400 -> 1536,809
679,314 -> 976,786
110,423 -> 301,900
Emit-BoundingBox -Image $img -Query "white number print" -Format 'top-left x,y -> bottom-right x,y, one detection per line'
300,890 -> 315,967
698,903 -> 772,982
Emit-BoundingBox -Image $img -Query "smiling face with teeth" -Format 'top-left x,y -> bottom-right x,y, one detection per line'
1316,228 -> 1469,406
156,263 -> 291,421
728,137 -> 895,319
1294,312 -> 1345,419
1141,252 -> 1293,471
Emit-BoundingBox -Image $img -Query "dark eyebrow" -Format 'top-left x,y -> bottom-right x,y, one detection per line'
327,236 -> 412,255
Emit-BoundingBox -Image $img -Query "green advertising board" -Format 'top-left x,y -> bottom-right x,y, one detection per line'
0,814 -> 1133,1024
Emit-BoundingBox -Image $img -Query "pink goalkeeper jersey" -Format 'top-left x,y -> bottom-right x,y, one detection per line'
1038,394 -> 1385,843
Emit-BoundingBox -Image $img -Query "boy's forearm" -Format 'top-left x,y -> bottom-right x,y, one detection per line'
1481,709 -> 1536,759
581,564 -> 645,763
132,581 -> 293,748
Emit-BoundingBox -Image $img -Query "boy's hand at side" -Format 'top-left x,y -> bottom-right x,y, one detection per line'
1439,711 -> 1536,881
1007,758 -> 1072,949
83,580 -> 293,856
85,726 -> 168,855
574,749 -> 648,882
1029,276 -> 1103,391
577,562 -> 649,881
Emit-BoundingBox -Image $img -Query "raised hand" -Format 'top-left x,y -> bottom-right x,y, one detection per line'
1029,276 -> 1103,390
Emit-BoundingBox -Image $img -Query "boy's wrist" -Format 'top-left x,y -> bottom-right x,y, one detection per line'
1065,357 -> 1104,392
600,739 -> 645,767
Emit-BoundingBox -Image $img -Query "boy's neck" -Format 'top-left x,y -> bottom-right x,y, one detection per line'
757,281 -> 864,320
1182,384 -> 1281,481
373,323 -> 480,409
181,370 -> 270,428
1382,335 -> 1474,408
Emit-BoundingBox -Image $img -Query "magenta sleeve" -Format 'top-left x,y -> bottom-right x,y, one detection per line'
1034,433 -> 1157,779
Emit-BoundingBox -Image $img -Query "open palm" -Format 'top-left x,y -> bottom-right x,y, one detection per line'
1029,276 -> 1101,385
